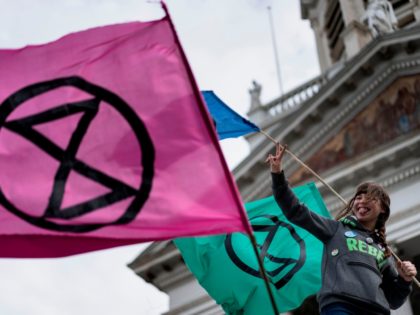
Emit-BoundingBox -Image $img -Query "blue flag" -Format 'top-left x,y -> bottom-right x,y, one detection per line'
202,91 -> 260,139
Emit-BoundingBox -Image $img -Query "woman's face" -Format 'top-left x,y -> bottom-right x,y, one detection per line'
352,193 -> 385,230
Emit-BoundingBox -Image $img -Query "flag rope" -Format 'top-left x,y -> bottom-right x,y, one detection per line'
259,130 -> 346,205
390,251 -> 420,287
259,129 -> 420,288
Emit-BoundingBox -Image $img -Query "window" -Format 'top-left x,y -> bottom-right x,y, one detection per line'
325,0 -> 345,62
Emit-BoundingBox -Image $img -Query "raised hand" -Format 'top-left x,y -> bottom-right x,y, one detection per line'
265,143 -> 287,174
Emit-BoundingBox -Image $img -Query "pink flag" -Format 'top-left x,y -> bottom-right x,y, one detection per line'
0,13 -> 251,257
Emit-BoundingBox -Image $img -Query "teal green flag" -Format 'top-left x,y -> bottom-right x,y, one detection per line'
175,182 -> 331,314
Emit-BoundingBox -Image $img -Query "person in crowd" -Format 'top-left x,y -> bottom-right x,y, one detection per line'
266,144 -> 417,315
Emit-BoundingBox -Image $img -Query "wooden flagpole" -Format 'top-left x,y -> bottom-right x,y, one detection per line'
259,130 -> 346,204
390,251 -> 420,287
249,234 -> 280,315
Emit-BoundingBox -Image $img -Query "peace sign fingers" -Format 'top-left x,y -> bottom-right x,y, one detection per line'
266,143 -> 287,174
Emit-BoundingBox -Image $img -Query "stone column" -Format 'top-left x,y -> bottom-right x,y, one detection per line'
414,0 -> 420,22
311,17 -> 332,72
339,0 -> 365,25
341,21 -> 372,59
339,0 -> 372,59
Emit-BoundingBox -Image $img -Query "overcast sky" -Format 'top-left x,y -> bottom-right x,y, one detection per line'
0,1 -> 319,314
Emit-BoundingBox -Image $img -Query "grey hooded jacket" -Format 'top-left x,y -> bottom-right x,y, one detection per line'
272,172 -> 412,314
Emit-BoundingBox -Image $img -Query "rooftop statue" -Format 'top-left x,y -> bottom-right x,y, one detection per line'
362,0 -> 398,38
249,80 -> 262,110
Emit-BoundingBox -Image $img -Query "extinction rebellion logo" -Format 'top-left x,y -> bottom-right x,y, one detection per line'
225,214 -> 306,288
0,77 -> 155,233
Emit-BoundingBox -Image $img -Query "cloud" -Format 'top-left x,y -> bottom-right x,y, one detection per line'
0,245 -> 168,315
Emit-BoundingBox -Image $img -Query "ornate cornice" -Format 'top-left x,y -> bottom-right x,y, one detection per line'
163,295 -> 221,315
235,27 -> 420,203
295,59 -> 420,157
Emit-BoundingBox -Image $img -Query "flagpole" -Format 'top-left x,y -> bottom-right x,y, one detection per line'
249,234 -> 280,315
267,6 -> 283,96
160,3 -> 283,311
259,130 -> 420,288
390,250 -> 420,287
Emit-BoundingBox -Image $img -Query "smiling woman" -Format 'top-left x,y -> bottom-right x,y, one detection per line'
266,143 -> 418,315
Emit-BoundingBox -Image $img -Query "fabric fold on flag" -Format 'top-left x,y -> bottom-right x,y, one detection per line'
202,90 -> 260,139
175,182 -> 331,314
0,15 -> 250,258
